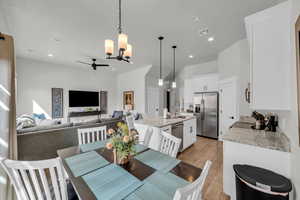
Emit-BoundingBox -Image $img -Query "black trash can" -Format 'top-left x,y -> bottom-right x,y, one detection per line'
233,164 -> 292,200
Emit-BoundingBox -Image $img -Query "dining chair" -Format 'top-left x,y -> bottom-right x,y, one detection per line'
173,160 -> 212,200
134,123 -> 153,147
159,131 -> 181,158
77,126 -> 107,145
0,158 -> 70,200
126,114 -> 135,130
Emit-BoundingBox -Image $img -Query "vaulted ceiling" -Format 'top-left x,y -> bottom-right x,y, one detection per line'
1,0 -> 284,73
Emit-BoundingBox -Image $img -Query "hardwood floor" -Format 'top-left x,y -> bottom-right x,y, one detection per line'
178,136 -> 230,200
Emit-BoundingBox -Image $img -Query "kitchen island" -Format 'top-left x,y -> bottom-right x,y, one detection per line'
135,115 -> 197,152
222,118 -> 291,200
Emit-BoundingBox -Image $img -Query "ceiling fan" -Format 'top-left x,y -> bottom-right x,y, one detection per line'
77,58 -> 110,70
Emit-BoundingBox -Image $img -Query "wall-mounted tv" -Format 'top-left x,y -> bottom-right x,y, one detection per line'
69,90 -> 99,107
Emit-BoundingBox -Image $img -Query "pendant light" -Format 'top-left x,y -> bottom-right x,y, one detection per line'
158,36 -> 164,86
105,0 -> 132,63
172,45 -> 177,89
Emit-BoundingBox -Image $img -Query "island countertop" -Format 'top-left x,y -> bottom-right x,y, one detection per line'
222,119 -> 291,152
135,115 -> 196,128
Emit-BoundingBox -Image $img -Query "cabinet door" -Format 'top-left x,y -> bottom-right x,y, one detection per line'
248,2 -> 290,110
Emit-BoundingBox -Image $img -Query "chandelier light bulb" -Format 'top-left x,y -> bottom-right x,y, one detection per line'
105,40 -> 114,55
118,33 -> 128,51
124,44 -> 132,58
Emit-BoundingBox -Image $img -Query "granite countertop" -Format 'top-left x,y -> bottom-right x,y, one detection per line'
222,119 -> 291,152
135,116 -> 196,128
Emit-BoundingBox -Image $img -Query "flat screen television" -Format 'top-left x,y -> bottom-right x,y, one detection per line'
69,90 -> 99,107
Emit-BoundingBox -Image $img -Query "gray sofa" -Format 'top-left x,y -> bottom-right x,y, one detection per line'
17,118 -> 122,161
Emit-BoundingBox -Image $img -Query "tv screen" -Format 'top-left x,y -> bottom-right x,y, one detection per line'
69,90 -> 99,107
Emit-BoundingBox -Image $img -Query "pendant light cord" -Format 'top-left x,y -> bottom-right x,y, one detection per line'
160,39 -> 162,79
118,0 -> 122,34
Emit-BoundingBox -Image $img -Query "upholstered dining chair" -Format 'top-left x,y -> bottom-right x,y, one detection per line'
173,160 -> 212,200
0,158 -> 77,200
77,126 -> 107,145
159,131 -> 181,158
134,123 -> 153,147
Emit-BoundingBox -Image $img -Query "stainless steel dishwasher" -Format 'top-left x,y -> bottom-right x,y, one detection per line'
171,122 -> 183,152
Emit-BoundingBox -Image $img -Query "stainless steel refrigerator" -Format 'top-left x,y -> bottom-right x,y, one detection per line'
194,92 -> 219,139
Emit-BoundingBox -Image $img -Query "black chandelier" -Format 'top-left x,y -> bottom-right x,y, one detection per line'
105,0 -> 132,63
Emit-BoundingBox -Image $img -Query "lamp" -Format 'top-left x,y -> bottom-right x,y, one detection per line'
105,0 -> 132,63
172,45 -> 177,89
158,36 -> 164,86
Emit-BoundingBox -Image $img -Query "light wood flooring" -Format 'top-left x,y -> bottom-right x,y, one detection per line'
178,136 -> 230,200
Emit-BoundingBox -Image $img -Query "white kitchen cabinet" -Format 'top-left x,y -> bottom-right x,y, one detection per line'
183,118 -> 197,150
245,1 -> 291,110
184,74 -> 219,110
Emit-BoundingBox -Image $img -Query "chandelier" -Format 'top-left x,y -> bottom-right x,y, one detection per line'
105,0 -> 132,63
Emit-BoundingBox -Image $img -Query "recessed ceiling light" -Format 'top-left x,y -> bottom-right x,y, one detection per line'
193,17 -> 200,22
48,53 -> 53,57
208,37 -> 214,42
189,55 -> 194,58
198,28 -> 209,36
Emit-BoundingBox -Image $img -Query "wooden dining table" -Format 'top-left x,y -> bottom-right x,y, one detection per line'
57,144 -> 202,200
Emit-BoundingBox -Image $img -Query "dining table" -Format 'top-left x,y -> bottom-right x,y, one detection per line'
57,141 -> 202,200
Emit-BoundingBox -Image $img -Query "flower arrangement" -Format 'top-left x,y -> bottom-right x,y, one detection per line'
106,122 -> 138,164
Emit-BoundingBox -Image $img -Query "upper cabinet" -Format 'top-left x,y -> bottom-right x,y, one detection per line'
183,74 -> 219,110
245,1 -> 291,110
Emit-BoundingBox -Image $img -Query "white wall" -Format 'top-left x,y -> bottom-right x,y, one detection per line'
218,39 -> 251,116
177,61 -> 218,111
16,57 -> 118,121
178,61 -> 218,80
117,65 -> 152,113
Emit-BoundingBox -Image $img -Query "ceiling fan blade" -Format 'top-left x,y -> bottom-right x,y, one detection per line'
95,64 -> 110,67
76,61 -> 91,65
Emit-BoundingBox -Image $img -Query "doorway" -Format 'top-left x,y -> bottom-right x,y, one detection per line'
219,77 -> 238,137
166,90 -> 170,112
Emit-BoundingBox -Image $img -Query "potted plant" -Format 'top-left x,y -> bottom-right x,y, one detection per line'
106,122 -> 138,165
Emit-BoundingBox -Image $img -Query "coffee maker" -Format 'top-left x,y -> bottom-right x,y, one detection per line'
265,113 -> 278,132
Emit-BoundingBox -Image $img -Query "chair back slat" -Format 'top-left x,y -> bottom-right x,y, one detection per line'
173,160 -> 212,200
0,158 -> 67,200
49,167 -> 61,200
57,159 -> 67,200
38,169 -> 51,200
159,131 -> 181,158
12,168 -> 30,200
77,126 -> 107,145
19,169 -> 36,200
29,169 -> 43,200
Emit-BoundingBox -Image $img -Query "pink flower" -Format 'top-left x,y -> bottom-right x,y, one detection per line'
107,128 -> 115,135
123,135 -> 130,143
106,142 -> 113,149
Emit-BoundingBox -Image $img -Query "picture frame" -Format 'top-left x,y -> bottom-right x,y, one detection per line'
123,91 -> 134,110
52,88 -> 64,118
296,15 -> 300,146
